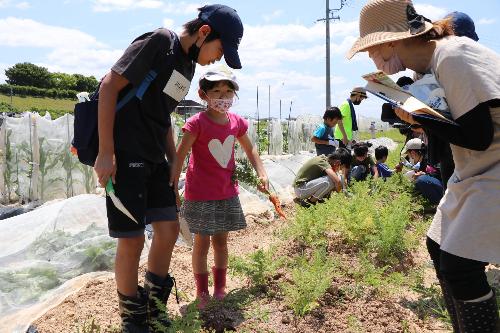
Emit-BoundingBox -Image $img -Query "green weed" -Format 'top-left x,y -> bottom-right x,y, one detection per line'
282,249 -> 336,316
229,247 -> 284,289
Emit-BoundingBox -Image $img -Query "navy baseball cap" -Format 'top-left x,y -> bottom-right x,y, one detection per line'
446,11 -> 479,41
199,4 -> 243,69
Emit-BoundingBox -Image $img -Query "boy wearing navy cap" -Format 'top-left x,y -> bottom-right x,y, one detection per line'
93,5 -> 243,332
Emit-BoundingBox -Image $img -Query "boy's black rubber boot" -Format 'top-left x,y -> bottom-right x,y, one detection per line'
144,271 -> 178,332
117,286 -> 149,333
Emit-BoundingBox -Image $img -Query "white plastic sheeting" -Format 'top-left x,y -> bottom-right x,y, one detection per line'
0,113 -> 97,204
0,194 -> 114,329
0,140 -> 400,332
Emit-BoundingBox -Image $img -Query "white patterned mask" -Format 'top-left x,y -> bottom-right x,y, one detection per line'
208,98 -> 233,114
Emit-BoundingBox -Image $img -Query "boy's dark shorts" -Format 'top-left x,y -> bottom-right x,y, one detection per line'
107,150 -> 177,238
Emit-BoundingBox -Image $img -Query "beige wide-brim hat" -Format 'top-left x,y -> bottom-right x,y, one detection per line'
346,0 -> 434,59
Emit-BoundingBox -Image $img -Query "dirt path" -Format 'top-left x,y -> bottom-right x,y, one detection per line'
32,211 -> 282,332
32,207 -> 451,333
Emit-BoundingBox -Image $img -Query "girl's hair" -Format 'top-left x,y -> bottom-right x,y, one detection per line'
353,142 -> 372,157
183,16 -> 220,42
199,79 -> 237,93
419,17 -> 455,41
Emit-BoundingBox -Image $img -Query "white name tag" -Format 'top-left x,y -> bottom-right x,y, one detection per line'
163,69 -> 190,102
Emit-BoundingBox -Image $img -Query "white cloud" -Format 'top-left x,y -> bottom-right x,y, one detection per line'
262,10 -> 283,23
0,0 -> 30,9
478,18 -> 496,25
91,0 -> 200,14
162,2 -> 200,15
15,1 -> 29,9
239,21 -> 358,69
0,17 -> 107,49
0,63 -> 9,83
92,0 -> 163,11
414,4 -> 448,21
43,48 -> 123,78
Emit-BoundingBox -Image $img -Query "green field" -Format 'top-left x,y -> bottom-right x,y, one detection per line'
0,93 -> 76,113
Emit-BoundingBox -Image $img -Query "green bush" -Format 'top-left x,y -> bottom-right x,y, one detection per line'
282,249 -> 336,316
0,84 -> 78,99
230,247 -> 284,289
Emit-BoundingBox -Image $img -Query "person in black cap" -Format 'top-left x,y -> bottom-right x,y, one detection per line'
445,11 -> 479,42
93,5 -> 243,332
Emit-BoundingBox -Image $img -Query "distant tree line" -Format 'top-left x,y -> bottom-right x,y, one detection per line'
2,62 -> 99,98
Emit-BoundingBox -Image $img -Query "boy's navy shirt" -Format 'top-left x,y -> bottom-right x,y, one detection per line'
112,28 -> 195,163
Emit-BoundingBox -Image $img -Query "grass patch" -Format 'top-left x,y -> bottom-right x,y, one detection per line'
357,128 -> 406,143
0,94 -> 75,112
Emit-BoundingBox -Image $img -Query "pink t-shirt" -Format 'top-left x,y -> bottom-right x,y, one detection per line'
183,112 -> 248,201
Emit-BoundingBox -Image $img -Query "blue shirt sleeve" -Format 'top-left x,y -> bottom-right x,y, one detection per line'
313,124 -> 326,139
377,163 -> 393,178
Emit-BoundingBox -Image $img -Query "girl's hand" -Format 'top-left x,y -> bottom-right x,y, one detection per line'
257,175 -> 269,194
394,107 -> 419,125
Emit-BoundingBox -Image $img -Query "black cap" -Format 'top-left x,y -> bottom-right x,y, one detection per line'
446,11 -> 479,41
199,4 -> 244,69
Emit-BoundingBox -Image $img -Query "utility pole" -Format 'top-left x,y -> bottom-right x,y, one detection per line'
317,0 -> 347,108
256,86 -> 260,152
268,85 -> 271,155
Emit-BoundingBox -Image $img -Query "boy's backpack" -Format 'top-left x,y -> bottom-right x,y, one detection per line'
72,31 -> 177,167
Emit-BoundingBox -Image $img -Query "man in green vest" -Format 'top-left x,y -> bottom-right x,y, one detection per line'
334,87 -> 368,147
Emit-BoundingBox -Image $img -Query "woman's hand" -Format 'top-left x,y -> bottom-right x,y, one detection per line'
394,107 -> 420,125
412,171 -> 426,180
257,175 -> 269,194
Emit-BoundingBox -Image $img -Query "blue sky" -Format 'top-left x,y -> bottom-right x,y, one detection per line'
0,0 -> 499,121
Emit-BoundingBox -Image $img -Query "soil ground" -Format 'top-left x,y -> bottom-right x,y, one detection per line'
32,206 -> 457,333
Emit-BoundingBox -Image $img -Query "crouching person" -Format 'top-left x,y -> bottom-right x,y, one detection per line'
293,148 -> 351,207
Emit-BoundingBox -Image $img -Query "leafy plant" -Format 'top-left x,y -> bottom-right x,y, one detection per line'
150,299 -> 203,333
282,249 -> 336,316
230,247 -> 284,289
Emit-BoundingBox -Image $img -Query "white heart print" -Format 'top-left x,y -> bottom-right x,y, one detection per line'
208,135 -> 235,168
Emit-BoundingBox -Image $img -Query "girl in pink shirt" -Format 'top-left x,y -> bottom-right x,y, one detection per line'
172,67 -> 268,308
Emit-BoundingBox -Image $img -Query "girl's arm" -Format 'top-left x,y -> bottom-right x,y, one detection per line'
237,133 -> 269,193
170,130 -> 197,192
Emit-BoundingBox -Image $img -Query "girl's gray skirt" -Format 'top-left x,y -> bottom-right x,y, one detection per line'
182,196 -> 246,235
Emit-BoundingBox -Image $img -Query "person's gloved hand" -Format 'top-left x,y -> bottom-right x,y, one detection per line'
328,139 -> 339,147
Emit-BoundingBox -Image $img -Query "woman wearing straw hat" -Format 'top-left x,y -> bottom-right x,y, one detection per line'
348,1 -> 500,332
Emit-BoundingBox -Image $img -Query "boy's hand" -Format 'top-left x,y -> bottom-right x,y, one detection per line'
257,175 -> 269,194
94,152 -> 116,188
169,177 -> 181,210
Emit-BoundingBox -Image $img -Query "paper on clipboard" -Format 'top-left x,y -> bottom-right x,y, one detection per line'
362,71 -> 456,124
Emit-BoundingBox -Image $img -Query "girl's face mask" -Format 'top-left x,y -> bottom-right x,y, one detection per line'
208,97 -> 233,114
370,48 -> 405,75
